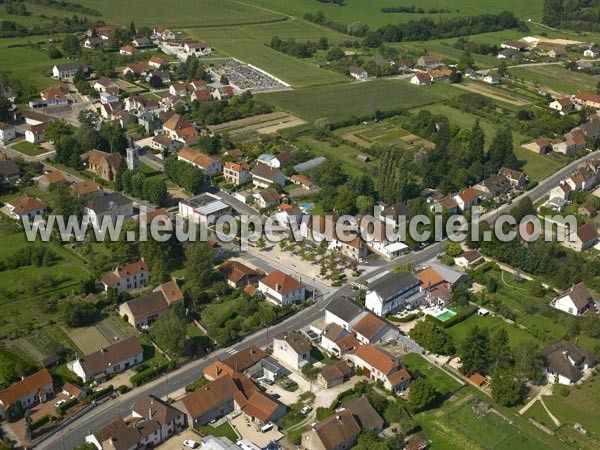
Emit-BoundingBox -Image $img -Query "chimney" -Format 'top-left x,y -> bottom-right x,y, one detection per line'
101,348 -> 106,354
336,415 -> 341,420
275,283 -> 281,292
149,408 -> 153,419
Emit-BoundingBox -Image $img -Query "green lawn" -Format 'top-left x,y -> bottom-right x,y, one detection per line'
402,352 -> 462,396
259,79 -> 454,123
509,65 -> 599,96
445,313 -> 537,348
522,400 -> 558,431
0,47 -> 69,90
11,141 -> 47,157
199,422 -> 238,442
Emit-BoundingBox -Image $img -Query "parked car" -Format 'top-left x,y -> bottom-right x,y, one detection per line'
183,440 -> 198,448
301,406 -> 312,415
261,378 -> 274,385
55,399 -> 66,408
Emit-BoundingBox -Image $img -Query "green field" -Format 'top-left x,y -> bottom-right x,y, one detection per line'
522,400 -> 558,431
246,0 -> 545,27
11,141 -> 47,157
259,79 -> 456,123
445,313 -> 537,348
402,352 -> 462,396
0,47 -> 67,90
509,65 -> 599,95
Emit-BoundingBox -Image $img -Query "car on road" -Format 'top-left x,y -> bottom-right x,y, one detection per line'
55,399 -> 66,408
301,406 -> 312,415
183,440 -> 198,448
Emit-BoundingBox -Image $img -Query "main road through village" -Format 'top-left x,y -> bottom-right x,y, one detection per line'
31,149 -> 600,449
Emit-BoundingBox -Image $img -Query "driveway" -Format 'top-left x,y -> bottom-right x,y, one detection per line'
156,429 -> 202,450
230,415 -> 284,448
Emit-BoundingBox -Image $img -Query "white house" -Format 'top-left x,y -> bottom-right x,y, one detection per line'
551,282 -> 594,316
347,344 -> 411,392
251,163 -> 285,188
184,41 -> 212,54
542,340 -> 596,385
84,192 -> 133,230
178,193 -> 232,225
25,122 -> 48,144
348,65 -> 368,80
223,161 -> 251,185
0,369 -> 53,420
101,260 -> 149,294
272,331 -> 310,370
131,396 -> 186,441
549,98 -> 574,115
258,270 -> 305,306
0,122 -> 16,144
584,47 -> 600,58
52,62 -> 91,81
69,337 -> 144,382
6,194 -> 46,220
365,271 -> 422,316
177,148 -> 222,175
454,250 -> 484,269
410,72 -> 432,86
324,297 -> 366,330
483,74 -> 500,84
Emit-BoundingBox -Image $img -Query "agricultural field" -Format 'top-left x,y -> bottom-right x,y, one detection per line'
258,79 -> 457,123
77,0 -> 287,27
246,0 -> 546,27
509,65 -> 599,96
0,47 -> 67,90
67,316 -> 135,355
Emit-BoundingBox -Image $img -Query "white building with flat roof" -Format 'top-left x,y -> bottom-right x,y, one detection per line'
179,193 -> 232,224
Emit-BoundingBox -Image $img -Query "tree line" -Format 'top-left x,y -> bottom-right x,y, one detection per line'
304,10 -> 522,45
189,90 -> 273,125
381,6 -> 450,14
543,0 -> 600,31
0,14 -> 102,38
163,157 -> 204,194
269,35 -> 329,58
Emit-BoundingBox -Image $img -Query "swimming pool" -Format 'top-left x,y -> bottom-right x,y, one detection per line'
435,310 -> 457,322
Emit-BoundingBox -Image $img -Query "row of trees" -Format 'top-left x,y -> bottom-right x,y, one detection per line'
381,6 -> 450,14
543,0 -> 600,31
189,90 -> 273,125
0,14 -> 101,38
120,170 -> 168,206
163,157 -> 204,194
269,35 -> 329,58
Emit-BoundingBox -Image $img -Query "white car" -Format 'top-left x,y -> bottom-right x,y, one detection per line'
183,440 -> 198,448
301,406 -> 312,415
55,399 -> 66,408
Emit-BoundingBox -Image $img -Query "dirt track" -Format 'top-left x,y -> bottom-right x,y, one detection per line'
454,82 -> 529,106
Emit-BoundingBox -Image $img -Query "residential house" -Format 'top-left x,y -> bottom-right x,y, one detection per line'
184,41 -> 212,54
411,72 -> 432,86
562,222 -> 598,252
100,101 -> 123,120
123,63 -> 150,77
417,54 -> 443,68
120,45 -> 140,55
324,297 -> 366,330
25,122 -> 48,144
36,170 -> 66,190
20,109 -> 51,125
137,111 -> 162,134
379,202 -> 410,229
454,188 -> 479,211
344,396 -> 385,432
428,68 -> 452,82
254,188 -> 280,208
365,271 -> 422,316
189,80 -> 208,92
6,194 -> 46,220
473,174 -> 511,199
88,24 -> 121,39
498,167 -> 527,188
301,213 -> 368,261
119,280 -> 184,327
301,409 -> 361,450
84,192 -> 133,230
151,135 -> 182,156
361,221 -> 408,259
125,95 -> 160,115
251,163 -> 286,188
69,336 -> 144,382
575,92 -> 600,109
132,37 -> 152,48
85,417 -> 162,450
0,159 -> 19,182
578,202 -> 597,218
348,65 -> 368,80
584,47 -> 600,58
212,86 -> 235,101
84,37 -> 105,49
62,383 -> 86,401
149,56 -> 169,69
271,152 -> 293,168
576,117 -> 600,141
169,82 -> 188,97
542,340 -> 596,385
153,27 -> 176,41
550,98 -> 574,115
497,48 -> 520,59
41,86 -> 69,106
223,161 -> 251,185
549,47 -> 567,58
317,360 -> 353,389
52,62 -> 91,81
81,149 -> 122,181
483,74 -> 500,84
178,193 -> 232,224
192,89 -> 212,102
159,93 -> 188,112
163,114 -> 199,145
549,182 -> 572,202
99,90 -> 118,105
203,346 -> 267,381
101,259 -> 149,294
72,180 -> 103,200
319,323 -> 351,355
392,58 -> 414,69
437,195 -> 459,214
258,269 -> 306,306
93,77 -> 120,93
218,260 -> 264,288
131,396 -> 186,441
454,250 -> 484,269
201,436 -> 239,450
523,137 -> 554,154
272,331 -> 310,370
177,372 -> 285,427
551,282 -> 594,316
347,344 -> 411,391
0,122 -> 16,144
417,262 -> 469,306
0,369 -> 53,420
351,312 -> 400,345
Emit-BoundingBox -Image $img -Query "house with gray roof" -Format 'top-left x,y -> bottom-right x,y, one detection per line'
542,340 -> 596,385
84,192 -> 133,228
365,271 -> 422,316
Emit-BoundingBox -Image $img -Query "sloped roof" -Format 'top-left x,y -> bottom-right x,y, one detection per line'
308,409 -> 361,450
156,279 -> 183,305
344,396 -> 384,431
351,344 -> 399,375
556,282 -> 593,310
218,260 -> 264,284
124,291 -> 169,320
351,312 -> 390,341
273,331 -> 310,355
367,271 -> 420,300
79,337 -> 143,377
8,194 -> 45,215
0,369 -> 52,406
132,395 -> 184,426
251,163 -> 283,182
326,297 -> 365,324
72,180 -> 102,197
260,270 -> 304,295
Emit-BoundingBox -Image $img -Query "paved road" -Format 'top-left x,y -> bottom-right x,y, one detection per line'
35,243 -> 441,450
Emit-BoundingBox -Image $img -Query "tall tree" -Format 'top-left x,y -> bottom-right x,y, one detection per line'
153,309 -> 186,355
513,339 -> 542,382
409,378 -> 438,411
467,118 -> 485,165
459,325 -> 490,376
184,241 -> 214,299
487,126 -> 517,172
491,369 -> 523,406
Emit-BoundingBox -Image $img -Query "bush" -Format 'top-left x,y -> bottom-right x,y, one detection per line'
86,385 -> 114,402
553,384 -> 570,397
118,385 -> 129,394
387,312 -> 422,323
32,414 -> 54,430
185,377 -> 209,392
56,397 -> 78,415
130,361 -> 175,386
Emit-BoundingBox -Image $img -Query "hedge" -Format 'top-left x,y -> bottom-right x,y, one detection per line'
86,385 -> 114,402
32,414 -> 54,430
387,312 -> 422,323
185,377 -> 209,392
56,397 -> 78,415
130,361 -> 176,386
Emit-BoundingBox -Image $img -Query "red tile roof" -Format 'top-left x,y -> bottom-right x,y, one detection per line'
260,270 -> 304,295
0,369 -> 52,407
